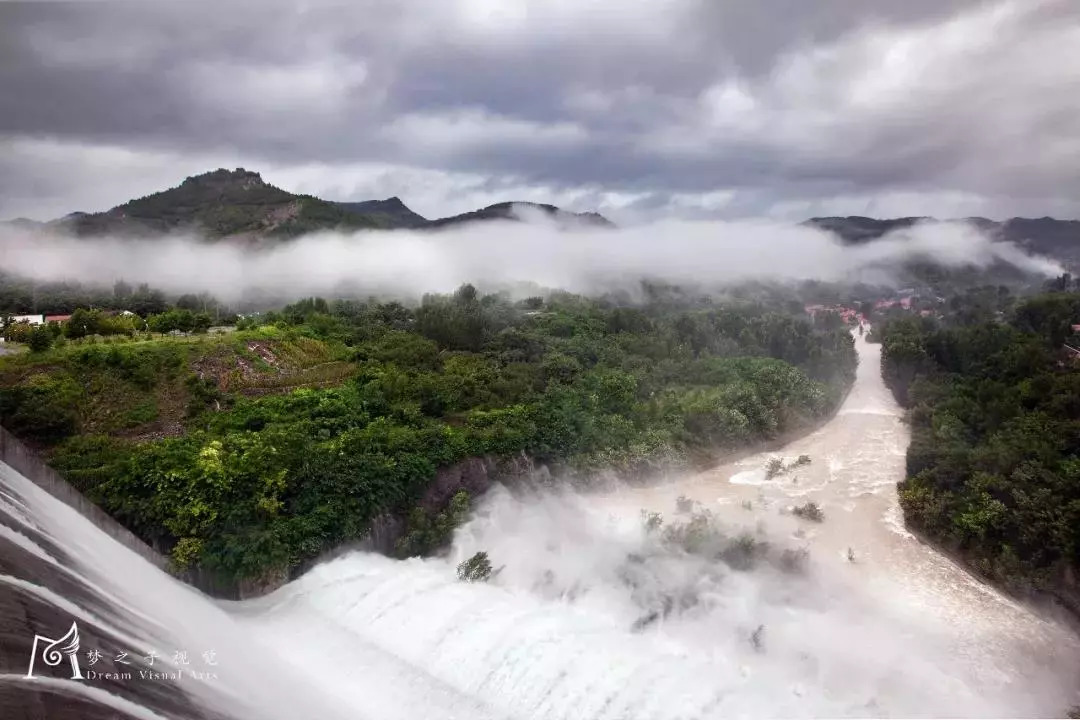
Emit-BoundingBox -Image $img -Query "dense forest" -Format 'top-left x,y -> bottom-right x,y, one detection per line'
879,291 -> 1080,611
0,273 -> 174,316
0,284 -> 856,589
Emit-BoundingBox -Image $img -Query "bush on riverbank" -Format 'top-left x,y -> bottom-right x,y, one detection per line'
792,502 -> 824,522
765,454 -> 812,480
457,551 -> 494,582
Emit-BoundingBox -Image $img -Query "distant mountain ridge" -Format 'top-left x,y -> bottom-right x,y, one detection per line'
0,168 -> 614,239
332,197 -> 429,229
3,171 -> 1077,266
425,201 -> 615,229
806,215 -> 1080,268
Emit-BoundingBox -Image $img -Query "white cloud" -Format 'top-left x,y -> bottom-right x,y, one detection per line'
184,58 -> 370,116
448,0 -> 690,43
648,0 -> 1080,196
2,0 -> 1078,220
382,109 -> 588,159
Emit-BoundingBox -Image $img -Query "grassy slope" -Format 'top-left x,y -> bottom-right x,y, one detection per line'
0,329 -> 354,452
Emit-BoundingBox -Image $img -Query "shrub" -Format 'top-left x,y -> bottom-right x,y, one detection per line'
395,490 -> 471,557
641,510 -> 664,533
27,326 -> 53,353
0,374 -> 81,442
721,532 -> 768,570
779,547 -> 810,574
750,624 -> 765,652
457,551 -> 493,582
792,502 -> 824,522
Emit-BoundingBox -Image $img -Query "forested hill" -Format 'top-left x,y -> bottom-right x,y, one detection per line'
2,168 -> 614,240
878,292 -> 1080,613
426,201 -> 615,229
0,288 -> 855,592
49,169 -> 386,239
332,197 -> 429,229
807,216 -> 1080,268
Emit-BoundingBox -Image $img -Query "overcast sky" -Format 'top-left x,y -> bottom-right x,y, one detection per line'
1,0 -> 1078,223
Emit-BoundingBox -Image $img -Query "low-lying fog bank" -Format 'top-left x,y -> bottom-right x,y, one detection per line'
0,218 -> 1062,304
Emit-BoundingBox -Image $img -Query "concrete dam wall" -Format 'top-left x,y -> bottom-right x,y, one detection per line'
0,425 -> 166,571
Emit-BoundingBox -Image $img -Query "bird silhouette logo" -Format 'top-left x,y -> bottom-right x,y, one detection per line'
26,621 -> 84,680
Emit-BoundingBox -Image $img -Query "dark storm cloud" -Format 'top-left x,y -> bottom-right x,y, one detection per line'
0,0 -> 1078,221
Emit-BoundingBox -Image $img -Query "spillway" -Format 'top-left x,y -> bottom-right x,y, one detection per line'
2,333 -> 1078,718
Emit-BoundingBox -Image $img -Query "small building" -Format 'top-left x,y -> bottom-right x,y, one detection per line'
1061,344 -> 1080,366
5,314 -> 44,326
805,304 -> 866,327
873,298 -> 913,310
45,314 -> 73,324
837,308 -> 860,324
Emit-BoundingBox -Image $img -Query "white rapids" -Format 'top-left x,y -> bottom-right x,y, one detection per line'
2,332 -> 1079,718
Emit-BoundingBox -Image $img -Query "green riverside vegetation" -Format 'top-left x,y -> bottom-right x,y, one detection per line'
1,284 -> 856,588
880,291 -> 1080,611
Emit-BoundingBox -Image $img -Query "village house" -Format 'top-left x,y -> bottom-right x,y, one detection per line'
1060,343 -> 1080,366
803,304 -> 866,326
5,314 -> 44,326
874,297 -> 913,310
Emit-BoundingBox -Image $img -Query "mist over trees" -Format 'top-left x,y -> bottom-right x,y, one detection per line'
0,271 -> 171,316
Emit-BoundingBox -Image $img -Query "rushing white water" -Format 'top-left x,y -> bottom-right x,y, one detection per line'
0,456 -> 506,719
3,332 -> 1079,718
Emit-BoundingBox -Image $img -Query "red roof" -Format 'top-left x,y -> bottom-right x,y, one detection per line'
45,314 -> 72,323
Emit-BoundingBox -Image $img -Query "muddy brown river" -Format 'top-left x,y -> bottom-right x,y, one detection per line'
599,332 -> 1080,711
